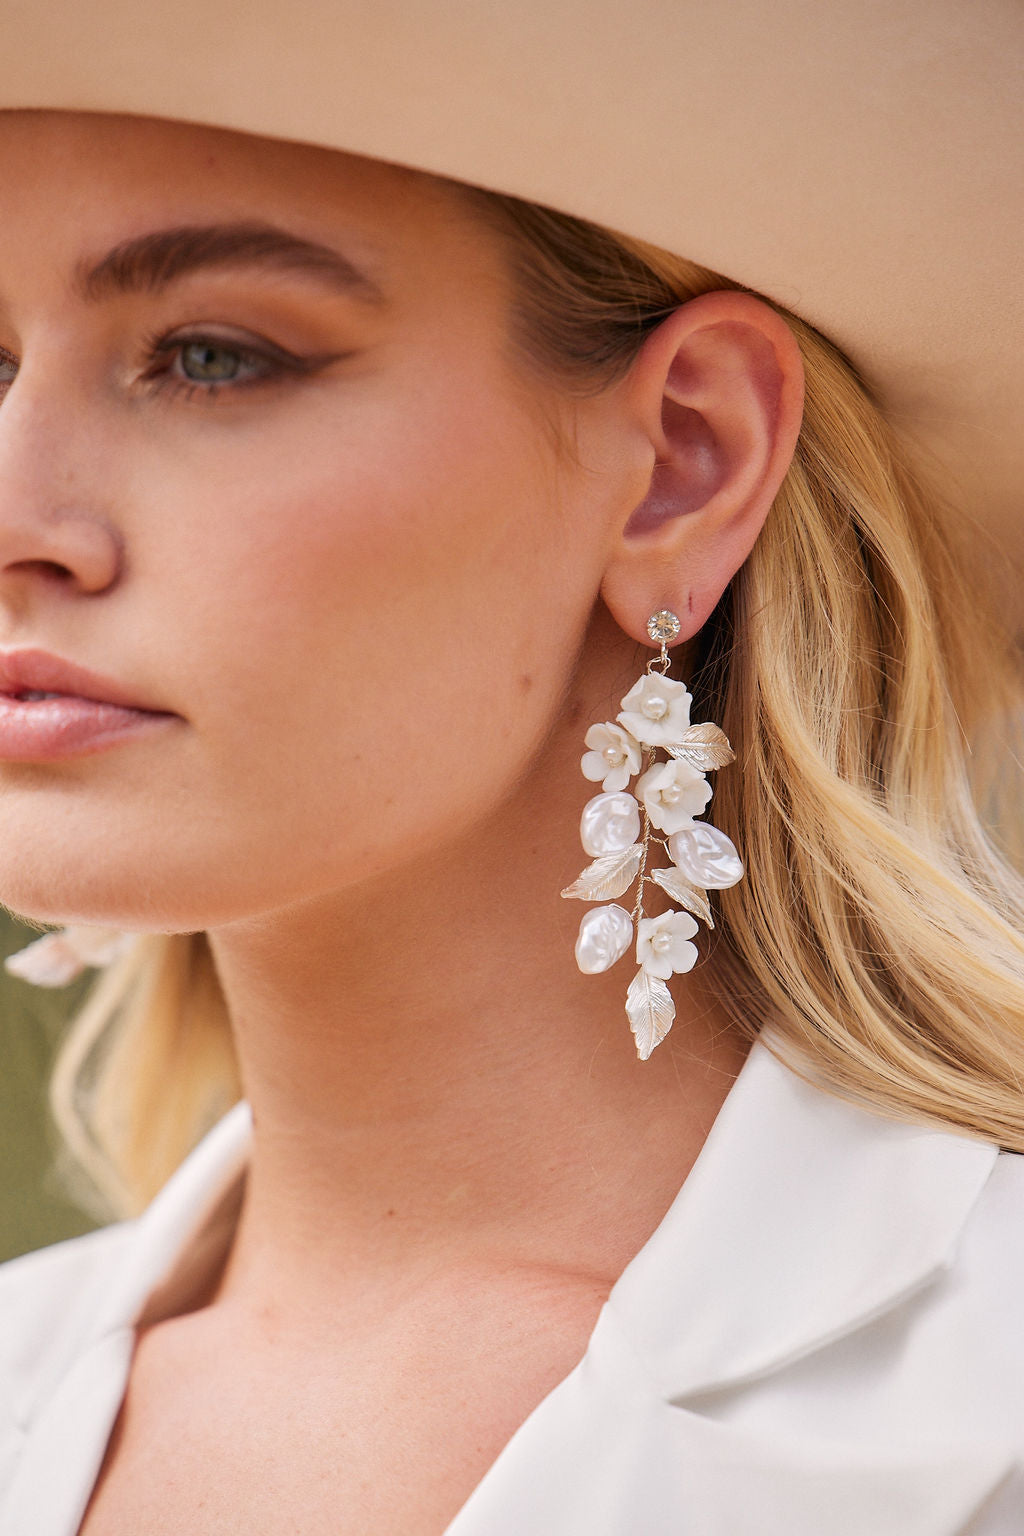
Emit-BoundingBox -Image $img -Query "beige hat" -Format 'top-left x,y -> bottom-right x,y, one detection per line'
2,0 -> 1022,605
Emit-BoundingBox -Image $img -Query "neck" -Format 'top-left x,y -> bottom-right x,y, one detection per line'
207,636 -> 749,1312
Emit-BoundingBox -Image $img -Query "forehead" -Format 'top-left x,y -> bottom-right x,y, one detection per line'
0,108 -> 411,201
0,110 -> 474,286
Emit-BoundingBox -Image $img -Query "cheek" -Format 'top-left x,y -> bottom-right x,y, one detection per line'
113,369 -> 597,912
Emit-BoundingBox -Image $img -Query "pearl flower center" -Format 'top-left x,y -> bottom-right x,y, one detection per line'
651,933 -> 674,953
641,694 -> 668,720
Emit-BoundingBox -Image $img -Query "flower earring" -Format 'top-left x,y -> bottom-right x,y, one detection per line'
5,925 -> 134,986
561,609 -> 743,1059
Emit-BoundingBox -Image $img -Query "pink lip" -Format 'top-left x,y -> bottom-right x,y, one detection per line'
0,649 -> 176,761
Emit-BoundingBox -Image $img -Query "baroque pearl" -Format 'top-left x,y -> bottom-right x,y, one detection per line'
668,822 -> 744,889
574,904 -> 633,974
580,791 -> 641,857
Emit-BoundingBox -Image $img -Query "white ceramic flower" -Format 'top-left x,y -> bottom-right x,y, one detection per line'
581,721 -> 642,791
635,758 -> 712,833
636,910 -> 699,980
580,791 -> 641,857
574,904 -> 633,974
617,672 -> 692,748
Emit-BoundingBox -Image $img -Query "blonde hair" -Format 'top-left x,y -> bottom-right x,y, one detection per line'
50,192 -> 1024,1217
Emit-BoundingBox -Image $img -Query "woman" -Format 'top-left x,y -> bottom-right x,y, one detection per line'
1,3 -> 1023,1533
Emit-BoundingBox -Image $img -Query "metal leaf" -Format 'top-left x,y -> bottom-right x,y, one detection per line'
666,722 -> 736,772
561,843 -> 643,901
649,866 -> 715,928
626,966 -> 676,1060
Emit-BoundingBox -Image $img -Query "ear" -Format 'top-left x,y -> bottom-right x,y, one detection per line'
600,290 -> 805,644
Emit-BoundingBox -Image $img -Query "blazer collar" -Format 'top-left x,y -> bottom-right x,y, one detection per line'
28,1031 -> 1001,1415
445,1036 -> 1011,1536
15,1100 -> 253,1432
8,1038 -> 1011,1536
606,1032 -> 999,1400
98,1100 -> 254,1336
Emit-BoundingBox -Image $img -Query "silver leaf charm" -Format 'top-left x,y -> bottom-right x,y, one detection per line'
649,865 -> 714,928
666,722 -> 736,773
625,966 -> 676,1060
561,843 -> 643,901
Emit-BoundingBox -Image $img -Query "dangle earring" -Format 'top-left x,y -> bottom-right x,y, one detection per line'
561,609 -> 743,1059
5,925 -> 135,987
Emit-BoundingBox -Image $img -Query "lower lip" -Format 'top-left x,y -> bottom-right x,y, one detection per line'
0,694 -> 174,761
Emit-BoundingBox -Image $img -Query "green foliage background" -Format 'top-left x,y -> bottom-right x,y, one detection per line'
0,911 -> 98,1262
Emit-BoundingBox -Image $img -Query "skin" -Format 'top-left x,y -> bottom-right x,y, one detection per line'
0,113 -> 804,1534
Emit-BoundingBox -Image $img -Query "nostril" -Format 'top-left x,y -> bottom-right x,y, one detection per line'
6,558 -> 77,584
0,513 -> 123,595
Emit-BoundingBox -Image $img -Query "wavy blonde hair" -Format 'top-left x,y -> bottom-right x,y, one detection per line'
50,189 -> 1024,1218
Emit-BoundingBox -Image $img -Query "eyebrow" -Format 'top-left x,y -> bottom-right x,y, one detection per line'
74,222 -> 385,304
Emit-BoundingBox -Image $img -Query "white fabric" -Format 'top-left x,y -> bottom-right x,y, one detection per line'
1,1038 -> 1023,1533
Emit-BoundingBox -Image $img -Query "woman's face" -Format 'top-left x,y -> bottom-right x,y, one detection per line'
0,112 -> 638,928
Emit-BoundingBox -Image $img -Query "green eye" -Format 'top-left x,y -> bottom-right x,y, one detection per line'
145,330 -> 315,399
179,342 -> 245,383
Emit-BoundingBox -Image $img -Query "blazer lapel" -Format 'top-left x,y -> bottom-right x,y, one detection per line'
2,1044 -> 1013,1536
447,1309 -> 1012,1535
0,1103 -> 252,1536
609,1035 -> 999,1399
448,1037 -> 1013,1535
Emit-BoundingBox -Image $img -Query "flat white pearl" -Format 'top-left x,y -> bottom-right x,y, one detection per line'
580,791 -> 641,857
668,822 -> 744,889
575,904 -> 633,974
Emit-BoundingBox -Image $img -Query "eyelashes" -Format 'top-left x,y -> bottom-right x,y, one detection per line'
0,330 -> 342,408
0,346 -> 17,400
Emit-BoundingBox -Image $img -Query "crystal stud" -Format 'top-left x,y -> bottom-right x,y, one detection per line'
646,609 -> 681,644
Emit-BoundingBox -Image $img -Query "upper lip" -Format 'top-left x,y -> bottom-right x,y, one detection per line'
0,649 -> 169,713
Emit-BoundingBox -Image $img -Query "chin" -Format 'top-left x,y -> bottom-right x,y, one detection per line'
0,872 -> 180,935
0,834 -> 215,934
0,793 -> 395,933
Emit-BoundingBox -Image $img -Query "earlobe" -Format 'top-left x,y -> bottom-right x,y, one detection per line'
600,291 -> 805,645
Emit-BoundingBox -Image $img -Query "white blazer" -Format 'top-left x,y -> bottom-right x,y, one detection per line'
1,1036 -> 1023,1536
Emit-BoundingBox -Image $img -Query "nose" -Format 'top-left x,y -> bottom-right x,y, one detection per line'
0,508 -> 122,596
0,388 -> 123,599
